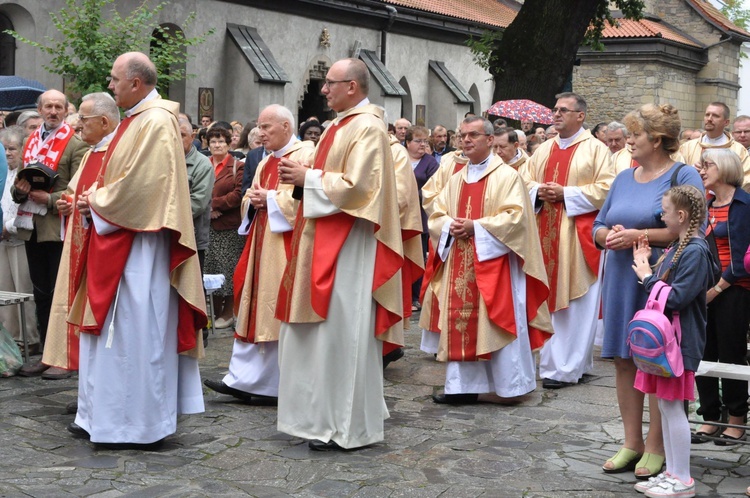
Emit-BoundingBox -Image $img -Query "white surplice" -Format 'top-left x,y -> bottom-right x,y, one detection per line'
75,219 -> 204,444
276,170 -> 387,449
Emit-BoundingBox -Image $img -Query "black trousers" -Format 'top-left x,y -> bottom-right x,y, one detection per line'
24,229 -> 63,345
411,232 -> 429,303
696,285 -> 750,420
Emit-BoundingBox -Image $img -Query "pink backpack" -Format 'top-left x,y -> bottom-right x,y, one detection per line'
627,281 -> 684,378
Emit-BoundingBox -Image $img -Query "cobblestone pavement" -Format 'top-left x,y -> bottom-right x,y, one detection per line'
1,319 -> 749,497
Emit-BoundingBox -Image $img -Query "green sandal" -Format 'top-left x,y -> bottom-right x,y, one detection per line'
602,447 -> 642,473
634,452 -> 665,479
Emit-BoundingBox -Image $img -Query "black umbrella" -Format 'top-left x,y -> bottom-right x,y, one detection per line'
0,76 -> 46,111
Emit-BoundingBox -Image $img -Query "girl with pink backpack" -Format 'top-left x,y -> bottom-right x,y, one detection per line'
631,185 -> 714,498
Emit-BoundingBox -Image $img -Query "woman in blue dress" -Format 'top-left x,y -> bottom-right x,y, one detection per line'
593,103 -> 704,479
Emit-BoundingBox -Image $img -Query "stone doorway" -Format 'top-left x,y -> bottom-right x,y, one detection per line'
298,60 -> 332,126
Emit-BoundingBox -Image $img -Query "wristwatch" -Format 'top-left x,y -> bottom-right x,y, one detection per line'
714,284 -> 724,293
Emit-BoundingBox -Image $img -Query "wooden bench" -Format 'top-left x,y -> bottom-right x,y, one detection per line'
688,360 -> 750,444
0,291 -> 34,363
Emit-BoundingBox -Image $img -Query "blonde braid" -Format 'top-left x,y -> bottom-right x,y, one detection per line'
660,185 -> 705,281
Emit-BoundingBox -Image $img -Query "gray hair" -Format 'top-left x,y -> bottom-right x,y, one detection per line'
0,125 -> 25,148
81,92 -> 120,124
461,116 -> 493,136
261,104 -> 295,130
17,110 -> 41,127
177,117 -> 192,132
607,121 -> 628,136
125,55 -> 157,86
701,148 -> 744,188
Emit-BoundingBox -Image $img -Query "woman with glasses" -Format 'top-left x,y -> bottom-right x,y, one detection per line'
693,148 -> 750,445
406,126 -> 439,312
0,126 -> 38,352
204,126 -> 245,330
593,104 -> 704,479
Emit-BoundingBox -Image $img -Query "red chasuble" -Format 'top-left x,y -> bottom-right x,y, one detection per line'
61,150 -> 106,368
419,160 -> 467,333
538,143 -> 601,312
232,155 -> 292,342
276,114 -> 403,342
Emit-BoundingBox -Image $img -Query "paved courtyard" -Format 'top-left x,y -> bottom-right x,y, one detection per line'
1,320 -> 749,497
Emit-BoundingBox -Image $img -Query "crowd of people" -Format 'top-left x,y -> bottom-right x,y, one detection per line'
1,52 -> 750,497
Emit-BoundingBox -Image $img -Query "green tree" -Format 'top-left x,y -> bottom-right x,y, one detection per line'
468,0 -> 645,107
721,0 -> 750,30
5,0 -> 214,102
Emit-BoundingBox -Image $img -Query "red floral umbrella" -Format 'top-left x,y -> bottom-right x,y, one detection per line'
486,99 -> 555,125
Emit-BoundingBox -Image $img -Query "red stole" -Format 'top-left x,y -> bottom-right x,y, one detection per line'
22,123 -> 75,174
419,160 -> 467,332
233,155 -> 291,342
62,150 -> 105,367
538,143 -> 600,312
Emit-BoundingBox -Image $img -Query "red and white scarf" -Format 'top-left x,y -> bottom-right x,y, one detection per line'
22,122 -> 75,171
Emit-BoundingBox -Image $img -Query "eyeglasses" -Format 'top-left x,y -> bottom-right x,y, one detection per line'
698,161 -> 717,171
322,79 -> 353,89
410,139 -> 428,144
209,141 -> 227,146
551,107 -> 581,115
458,131 -> 489,140
734,130 -> 750,134
79,114 -> 103,122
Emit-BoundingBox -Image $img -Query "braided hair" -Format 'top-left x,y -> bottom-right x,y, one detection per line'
658,185 -> 706,281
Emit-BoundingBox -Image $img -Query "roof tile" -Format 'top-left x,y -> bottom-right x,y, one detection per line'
686,0 -> 750,38
383,0 -> 516,28
600,18 -> 702,48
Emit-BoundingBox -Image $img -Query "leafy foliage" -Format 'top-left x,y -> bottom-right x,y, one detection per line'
721,0 -> 750,30
4,0 -> 214,102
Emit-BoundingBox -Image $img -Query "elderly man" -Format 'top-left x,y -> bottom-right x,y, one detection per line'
17,111 -> 43,138
520,119 -> 534,135
493,126 -> 528,170
679,102 -> 750,186
732,115 -> 750,151
178,116 -> 213,270
545,125 -> 558,141
606,121 -> 627,154
12,90 -> 87,374
204,104 -> 313,402
67,52 -> 206,448
394,117 -> 411,144
519,92 -> 613,389
431,124 -> 454,162
428,117 -> 552,404
276,58 -> 404,450
42,93 -> 120,381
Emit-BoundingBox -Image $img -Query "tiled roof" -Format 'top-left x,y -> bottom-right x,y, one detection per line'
600,18 -> 703,48
686,0 -> 750,39
383,0 -> 517,28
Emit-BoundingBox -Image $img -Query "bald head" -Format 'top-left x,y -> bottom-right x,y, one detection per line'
108,52 -> 157,109
322,58 -> 370,113
37,89 -> 68,130
257,104 -> 295,151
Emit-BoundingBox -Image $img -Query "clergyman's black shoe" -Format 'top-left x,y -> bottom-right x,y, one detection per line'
382,348 -> 404,370
204,379 -> 253,401
96,439 -> 165,451
432,393 -> 479,404
65,401 -> 78,414
542,378 -> 575,389
308,439 -> 357,451
67,422 -> 90,439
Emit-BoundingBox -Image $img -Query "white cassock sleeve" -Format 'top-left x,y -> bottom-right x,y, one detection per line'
437,221 -> 454,261
473,222 -> 510,262
529,184 -> 542,214
266,190 -> 293,233
303,169 -> 342,218
563,186 -> 596,216
90,208 -> 120,235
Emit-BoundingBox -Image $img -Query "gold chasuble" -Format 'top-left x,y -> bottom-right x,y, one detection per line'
419,151 -> 468,333
67,98 -> 207,358
233,140 -> 313,343
519,130 -> 613,312
276,104 -> 405,346
679,132 -> 750,186
389,135 -> 425,332
43,147 -> 106,370
429,157 -> 552,362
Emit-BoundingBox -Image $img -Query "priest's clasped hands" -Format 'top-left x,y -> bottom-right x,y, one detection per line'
449,218 -> 474,240
55,182 -> 97,218
537,181 -> 564,203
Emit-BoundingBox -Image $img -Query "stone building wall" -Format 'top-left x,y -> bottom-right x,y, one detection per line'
573,61 -> 698,127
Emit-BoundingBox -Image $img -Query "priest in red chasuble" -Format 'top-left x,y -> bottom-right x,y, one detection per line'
519,92 -> 613,390
428,117 -> 552,404
203,104 -> 313,403
276,58 -> 404,450
66,52 -> 207,447
43,93 -> 119,378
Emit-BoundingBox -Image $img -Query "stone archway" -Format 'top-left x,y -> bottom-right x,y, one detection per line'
0,13 -> 14,75
0,4 -> 36,78
468,83 -> 481,116
150,23 -> 186,106
298,57 -> 332,125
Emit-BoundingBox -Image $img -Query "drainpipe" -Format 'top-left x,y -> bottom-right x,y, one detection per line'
381,5 -> 397,64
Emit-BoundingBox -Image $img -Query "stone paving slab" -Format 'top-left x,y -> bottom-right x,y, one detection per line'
1,319 -> 748,497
